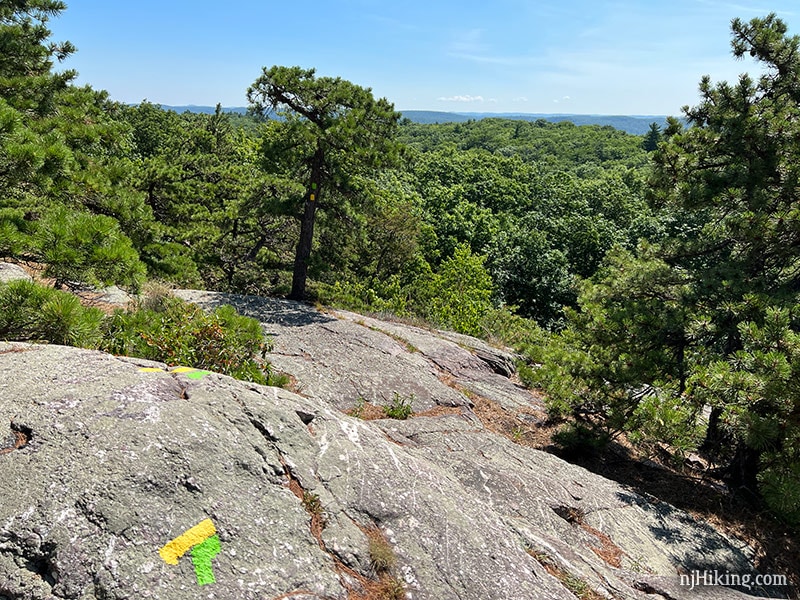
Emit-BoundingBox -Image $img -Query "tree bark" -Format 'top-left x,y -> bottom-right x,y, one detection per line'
723,442 -> 762,505
701,405 -> 726,457
289,145 -> 324,300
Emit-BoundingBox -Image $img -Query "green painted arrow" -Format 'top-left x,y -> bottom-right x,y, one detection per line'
191,534 -> 221,585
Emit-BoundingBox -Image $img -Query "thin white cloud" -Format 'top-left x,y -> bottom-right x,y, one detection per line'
437,94 -> 485,102
694,0 -> 795,16
448,52 -> 546,67
512,96 -> 528,102
449,29 -> 488,54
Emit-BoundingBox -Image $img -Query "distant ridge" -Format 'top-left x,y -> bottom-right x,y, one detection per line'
400,110 -> 669,135
398,110 -> 473,124
153,105 -> 668,135
160,105 -> 248,115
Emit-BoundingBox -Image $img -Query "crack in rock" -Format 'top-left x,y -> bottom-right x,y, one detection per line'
0,422 -> 32,456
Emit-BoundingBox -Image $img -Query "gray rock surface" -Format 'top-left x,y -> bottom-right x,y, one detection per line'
0,264 -> 32,284
0,294 -> 788,599
93,286 -> 132,306
174,290 -> 544,417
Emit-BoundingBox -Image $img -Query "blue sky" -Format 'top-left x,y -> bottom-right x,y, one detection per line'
49,0 -> 798,115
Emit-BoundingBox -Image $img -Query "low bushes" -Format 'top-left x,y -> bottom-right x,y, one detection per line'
0,279 -> 281,386
0,279 -> 104,347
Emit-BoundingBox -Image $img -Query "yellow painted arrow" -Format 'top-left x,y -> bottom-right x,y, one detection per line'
159,518 -> 216,565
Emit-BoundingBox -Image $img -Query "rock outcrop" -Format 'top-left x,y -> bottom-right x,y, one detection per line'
0,292 -> 788,599
0,264 -> 32,285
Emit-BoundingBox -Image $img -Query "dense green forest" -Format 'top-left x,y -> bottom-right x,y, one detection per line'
2,1 -> 800,526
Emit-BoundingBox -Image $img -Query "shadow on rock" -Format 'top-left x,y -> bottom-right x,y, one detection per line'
174,290 -> 336,329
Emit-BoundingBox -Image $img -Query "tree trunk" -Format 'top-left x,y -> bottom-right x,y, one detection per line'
701,405 -> 725,457
289,146 -> 324,300
724,442 -> 762,505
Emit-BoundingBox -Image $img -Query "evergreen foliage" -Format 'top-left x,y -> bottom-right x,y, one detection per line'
0,280 -> 279,386
247,66 -> 401,300
536,14 -> 800,523
641,122 -> 662,151
36,207 -> 145,290
0,279 -> 103,346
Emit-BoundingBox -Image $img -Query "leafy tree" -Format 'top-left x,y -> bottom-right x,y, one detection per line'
338,171 -> 425,286
428,244 -> 494,336
486,221 -> 573,327
399,118 -> 650,173
247,66 -> 401,299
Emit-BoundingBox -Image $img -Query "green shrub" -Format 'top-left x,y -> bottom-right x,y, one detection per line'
627,392 -> 704,461
36,207 -> 146,291
0,279 -> 103,347
349,397 -> 367,419
317,276 -> 411,317
478,306 -> 549,362
320,245 -> 495,339
552,423 -> 610,460
0,280 -> 281,386
100,295 -> 279,385
383,392 -> 414,420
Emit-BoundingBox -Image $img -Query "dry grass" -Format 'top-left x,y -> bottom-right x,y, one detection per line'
527,549 -> 607,600
301,491 -> 327,539
0,345 -> 35,355
282,456 -> 407,600
347,399 -> 387,421
364,324 -> 419,354
552,505 -> 624,569
583,523 -> 624,568
365,526 -> 396,575
350,525 -> 406,600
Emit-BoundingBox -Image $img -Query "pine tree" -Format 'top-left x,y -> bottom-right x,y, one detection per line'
542,14 -> 800,522
641,122 -> 662,151
247,66 -> 401,300
0,0 -> 75,115
0,0 -> 146,290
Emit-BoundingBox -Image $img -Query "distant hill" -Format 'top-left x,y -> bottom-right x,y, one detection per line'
401,111 -> 669,135
152,105 -> 668,135
160,105 -> 249,115
398,110 -> 474,124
